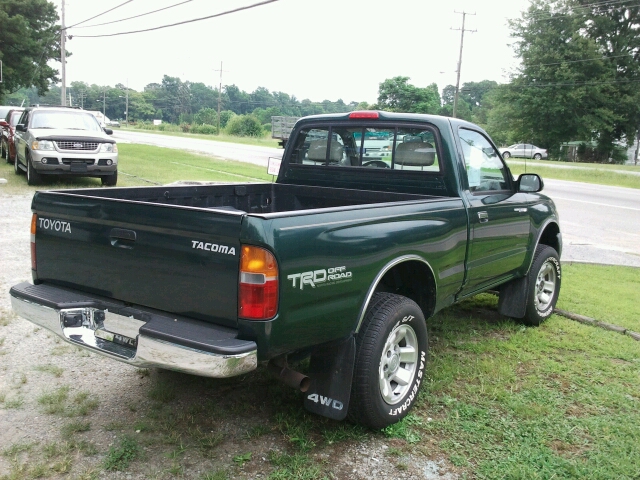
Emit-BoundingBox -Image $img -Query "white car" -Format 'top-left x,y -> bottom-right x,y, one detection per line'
499,144 -> 548,160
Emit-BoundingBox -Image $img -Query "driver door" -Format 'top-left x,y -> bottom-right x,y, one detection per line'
457,128 -> 532,295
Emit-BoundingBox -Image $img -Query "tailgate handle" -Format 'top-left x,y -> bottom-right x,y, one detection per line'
110,228 -> 137,248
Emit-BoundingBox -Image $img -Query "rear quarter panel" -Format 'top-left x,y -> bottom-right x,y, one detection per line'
239,198 -> 468,358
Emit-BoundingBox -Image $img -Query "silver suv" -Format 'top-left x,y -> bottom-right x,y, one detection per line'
14,107 -> 118,186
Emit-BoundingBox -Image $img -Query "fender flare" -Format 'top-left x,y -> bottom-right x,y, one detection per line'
522,218 -> 561,275
354,254 -> 437,333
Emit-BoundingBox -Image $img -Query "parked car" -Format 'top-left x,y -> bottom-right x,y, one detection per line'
1,108 -> 25,163
0,105 -> 13,121
13,106 -> 118,186
499,144 -> 548,160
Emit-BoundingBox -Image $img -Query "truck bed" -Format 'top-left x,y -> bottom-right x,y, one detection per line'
31,183 -> 451,330
48,183 -> 443,215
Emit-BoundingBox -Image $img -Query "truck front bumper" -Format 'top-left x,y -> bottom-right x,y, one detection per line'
10,282 -> 257,378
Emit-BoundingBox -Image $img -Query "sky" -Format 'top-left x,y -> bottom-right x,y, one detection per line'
52,0 -> 532,104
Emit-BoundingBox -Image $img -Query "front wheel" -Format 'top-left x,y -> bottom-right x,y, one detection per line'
523,245 -> 561,326
1,139 -> 7,162
26,153 -> 42,185
502,151 -> 511,159
348,293 -> 428,429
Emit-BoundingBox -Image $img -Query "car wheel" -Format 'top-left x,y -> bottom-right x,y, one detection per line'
522,245 -> 561,326
502,151 -> 511,159
533,153 -> 542,160
26,153 -> 42,185
101,169 -> 118,186
348,293 -> 428,429
1,139 -> 7,162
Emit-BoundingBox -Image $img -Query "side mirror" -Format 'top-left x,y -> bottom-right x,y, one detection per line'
517,173 -> 543,192
103,128 -> 113,135
15,124 -> 27,133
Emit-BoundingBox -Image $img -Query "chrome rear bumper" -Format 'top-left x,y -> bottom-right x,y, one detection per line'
10,285 -> 257,378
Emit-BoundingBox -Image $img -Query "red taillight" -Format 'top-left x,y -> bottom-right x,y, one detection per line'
31,214 -> 37,270
349,111 -> 379,119
238,245 -> 278,320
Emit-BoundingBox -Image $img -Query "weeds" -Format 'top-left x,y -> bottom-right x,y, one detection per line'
103,437 -> 140,471
34,364 -> 64,377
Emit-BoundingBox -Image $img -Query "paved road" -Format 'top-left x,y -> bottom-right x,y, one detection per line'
112,130 -> 640,267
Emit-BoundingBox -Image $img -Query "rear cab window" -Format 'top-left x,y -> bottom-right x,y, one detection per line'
289,125 -> 441,173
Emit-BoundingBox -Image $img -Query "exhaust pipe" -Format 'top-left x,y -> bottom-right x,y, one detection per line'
268,357 -> 310,392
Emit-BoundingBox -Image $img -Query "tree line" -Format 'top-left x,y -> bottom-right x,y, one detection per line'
1,0 -> 638,160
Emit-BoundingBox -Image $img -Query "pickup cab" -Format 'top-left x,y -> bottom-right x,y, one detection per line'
10,111 -> 562,428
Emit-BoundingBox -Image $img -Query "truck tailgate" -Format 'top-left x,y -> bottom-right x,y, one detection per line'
32,191 -> 243,328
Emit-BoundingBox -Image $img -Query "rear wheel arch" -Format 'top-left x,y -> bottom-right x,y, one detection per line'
355,256 -> 437,333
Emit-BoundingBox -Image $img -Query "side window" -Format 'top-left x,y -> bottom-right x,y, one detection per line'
19,111 -> 29,126
458,128 -> 510,193
393,128 -> 439,172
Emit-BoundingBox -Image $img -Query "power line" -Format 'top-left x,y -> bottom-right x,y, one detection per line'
70,0 -> 194,29
69,0 -> 279,38
66,0 -> 135,30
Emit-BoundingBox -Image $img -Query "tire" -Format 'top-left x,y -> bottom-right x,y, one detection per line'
522,245 -> 561,326
502,151 -> 511,159
26,153 -> 42,185
101,169 -> 117,186
1,139 -> 7,162
533,153 -> 542,160
348,293 -> 428,429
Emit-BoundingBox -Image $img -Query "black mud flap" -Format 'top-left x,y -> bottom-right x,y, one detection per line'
303,336 -> 355,421
498,276 -> 529,319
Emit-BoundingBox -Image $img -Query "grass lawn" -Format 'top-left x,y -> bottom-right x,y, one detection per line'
508,160 -> 640,190
0,143 -> 274,195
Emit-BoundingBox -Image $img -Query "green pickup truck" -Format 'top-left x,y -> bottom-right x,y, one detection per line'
10,111 -> 562,428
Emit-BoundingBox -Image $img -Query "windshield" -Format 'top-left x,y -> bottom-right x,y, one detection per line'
31,111 -> 103,132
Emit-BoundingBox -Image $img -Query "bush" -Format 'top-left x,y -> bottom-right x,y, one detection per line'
191,124 -> 217,135
225,114 -> 264,137
194,108 -> 218,126
180,123 -> 191,133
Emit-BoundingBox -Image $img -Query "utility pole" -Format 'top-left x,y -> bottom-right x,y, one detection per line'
60,0 -> 66,106
102,90 -> 106,117
214,62 -> 228,134
451,11 -> 476,118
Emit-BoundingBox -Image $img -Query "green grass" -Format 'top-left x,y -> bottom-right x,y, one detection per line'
557,263 -> 640,332
508,160 -> 640,189
0,143 -> 274,196
102,437 -> 140,471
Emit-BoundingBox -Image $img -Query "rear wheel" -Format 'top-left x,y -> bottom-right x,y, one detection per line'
1,139 -> 7,162
533,153 -> 542,160
502,151 -> 511,159
522,245 -> 561,325
14,153 -> 22,174
101,169 -> 118,186
348,293 -> 428,429
26,153 -> 42,185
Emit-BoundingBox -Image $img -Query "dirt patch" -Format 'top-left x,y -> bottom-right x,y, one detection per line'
0,192 -> 458,479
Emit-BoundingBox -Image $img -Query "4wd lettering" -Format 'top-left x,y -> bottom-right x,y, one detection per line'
39,218 -> 71,234
288,266 -> 352,290
191,240 -> 236,256
307,393 -> 343,410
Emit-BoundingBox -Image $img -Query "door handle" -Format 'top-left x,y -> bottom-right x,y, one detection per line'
477,211 -> 489,223
110,228 -> 136,249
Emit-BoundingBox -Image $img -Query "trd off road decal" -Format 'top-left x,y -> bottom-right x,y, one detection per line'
287,266 -> 353,290
38,218 -> 71,234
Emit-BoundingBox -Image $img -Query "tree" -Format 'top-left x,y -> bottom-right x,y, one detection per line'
492,0 -> 640,158
377,77 -> 441,114
0,0 -> 62,102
